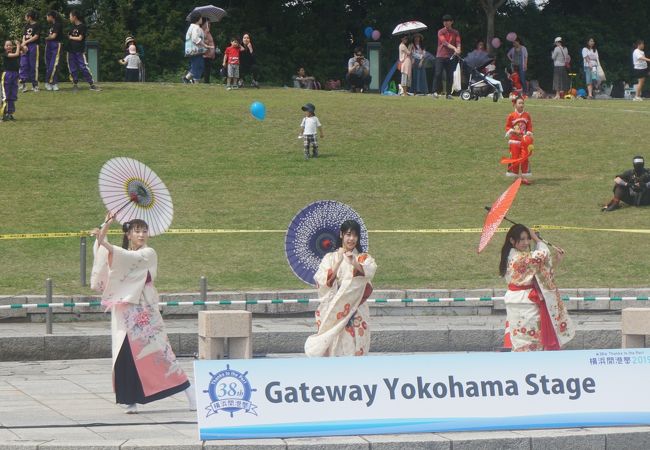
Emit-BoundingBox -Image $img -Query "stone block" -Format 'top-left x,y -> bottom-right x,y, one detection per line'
448,328 -> 501,352
38,440 -> 126,449
167,333 -> 182,354
595,426 -> 650,449
199,336 -> 225,359
403,329 -> 449,352
228,336 -> 253,359
0,336 -> 45,361
513,428 -> 606,449
562,332 -> 584,350
405,289 -> 451,300
577,288 -> 609,297
437,430 -> 529,450
87,335 -> 112,358
179,332 -> 198,355
0,441 -> 49,450
0,295 -> 28,318
577,300 -> 610,311
610,288 -> 650,299
120,439 -> 202,449
267,331 -> 310,353
622,308 -> 650,335
370,330 -> 405,352
199,311 -> 252,338
284,436 -> 369,449
203,438 -> 287,449
44,335 -> 90,360
581,329 -> 620,350
362,433 -> 451,449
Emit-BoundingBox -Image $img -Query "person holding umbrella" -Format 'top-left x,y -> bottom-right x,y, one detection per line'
432,14 -> 461,99
499,224 -> 574,352
304,220 -> 377,357
91,213 -> 196,414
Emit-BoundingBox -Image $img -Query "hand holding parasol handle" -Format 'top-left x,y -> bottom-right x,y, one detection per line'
483,206 -> 563,252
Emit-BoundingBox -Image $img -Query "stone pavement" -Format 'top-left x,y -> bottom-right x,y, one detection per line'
0,313 -> 623,361
2,358 -> 650,449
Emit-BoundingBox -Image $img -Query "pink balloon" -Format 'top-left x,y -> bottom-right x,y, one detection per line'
372,29 -> 381,40
506,32 -> 517,42
491,37 -> 501,49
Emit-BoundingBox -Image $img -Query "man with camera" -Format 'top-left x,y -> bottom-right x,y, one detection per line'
346,47 -> 371,93
602,156 -> 650,211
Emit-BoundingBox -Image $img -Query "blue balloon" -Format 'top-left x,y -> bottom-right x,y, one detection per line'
364,26 -> 373,38
250,101 -> 266,120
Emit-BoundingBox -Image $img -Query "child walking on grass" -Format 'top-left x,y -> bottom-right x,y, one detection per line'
504,95 -> 534,184
299,103 -> 324,160
2,40 -> 21,121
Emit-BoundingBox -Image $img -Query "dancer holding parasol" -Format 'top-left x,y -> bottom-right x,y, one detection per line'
90,158 -> 195,414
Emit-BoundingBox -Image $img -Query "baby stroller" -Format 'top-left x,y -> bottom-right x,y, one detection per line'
455,51 -> 502,102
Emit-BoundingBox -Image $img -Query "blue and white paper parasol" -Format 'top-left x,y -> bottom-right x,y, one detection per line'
285,200 -> 369,286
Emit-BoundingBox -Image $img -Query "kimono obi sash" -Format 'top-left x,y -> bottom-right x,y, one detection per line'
508,283 -> 560,350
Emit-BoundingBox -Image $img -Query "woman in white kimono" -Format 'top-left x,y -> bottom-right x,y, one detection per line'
500,224 -> 575,352
91,214 -> 195,414
305,220 -> 377,357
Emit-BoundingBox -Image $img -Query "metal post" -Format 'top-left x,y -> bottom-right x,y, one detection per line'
80,236 -> 87,286
200,276 -> 207,310
45,278 -> 53,335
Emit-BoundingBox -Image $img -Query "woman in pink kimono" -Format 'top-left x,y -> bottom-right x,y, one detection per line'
500,224 -> 575,352
305,220 -> 377,357
91,214 -> 195,414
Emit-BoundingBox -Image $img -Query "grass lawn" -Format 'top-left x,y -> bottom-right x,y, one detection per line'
1,83 -> 649,295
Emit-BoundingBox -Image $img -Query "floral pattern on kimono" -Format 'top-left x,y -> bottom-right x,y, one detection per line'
91,241 -> 188,396
504,241 -> 575,352
305,250 -> 377,357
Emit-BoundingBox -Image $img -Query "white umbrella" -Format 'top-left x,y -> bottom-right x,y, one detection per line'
391,21 -> 427,36
98,157 -> 173,237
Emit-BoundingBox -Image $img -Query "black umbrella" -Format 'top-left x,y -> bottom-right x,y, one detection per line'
186,5 -> 227,22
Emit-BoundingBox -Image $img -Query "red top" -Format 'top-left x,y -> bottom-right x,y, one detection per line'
225,45 -> 240,65
510,71 -> 522,90
436,27 -> 461,58
505,111 -> 533,135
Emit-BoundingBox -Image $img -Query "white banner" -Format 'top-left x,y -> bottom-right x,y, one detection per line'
194,349 -> 650,440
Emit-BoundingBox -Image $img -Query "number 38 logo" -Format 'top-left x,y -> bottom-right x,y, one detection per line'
204,364 -> 258,418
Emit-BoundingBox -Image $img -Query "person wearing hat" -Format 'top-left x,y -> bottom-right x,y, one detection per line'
432,14 -> 461,99
602,156 -> 650,211
124,36 -> 136,56
551,37 -> 570,99
299,103 -> 324,160
119,45 -> 142,82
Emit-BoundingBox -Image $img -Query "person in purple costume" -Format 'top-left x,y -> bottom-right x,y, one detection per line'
44,10 -> 63,91
19,10 -> 40,93
2,40 -> 21,121
67,9 -> 100,91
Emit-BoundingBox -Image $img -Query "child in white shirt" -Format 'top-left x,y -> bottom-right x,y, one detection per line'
119,45 -> 141,82
299,103 -> 324,160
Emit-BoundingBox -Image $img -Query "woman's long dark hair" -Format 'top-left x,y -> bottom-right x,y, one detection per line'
499,224 -> 530,277
336,219 -> 363,253
122,219 -> 148,249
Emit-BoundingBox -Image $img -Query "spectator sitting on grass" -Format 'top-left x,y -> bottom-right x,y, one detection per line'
293,67 -> 317,89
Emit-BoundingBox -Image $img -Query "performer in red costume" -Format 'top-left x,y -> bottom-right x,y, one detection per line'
503,95 -> 534,185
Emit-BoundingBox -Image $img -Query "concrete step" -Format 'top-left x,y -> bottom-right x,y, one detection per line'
0,315 -> 624,361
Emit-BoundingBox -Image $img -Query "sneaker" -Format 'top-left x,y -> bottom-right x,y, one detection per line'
505,171 -> 516,177
431,93 -> 439,98
20,83 -> 27,93
32,86 -> 39,92
602,201 -> 620,212
304,153 -> 310,160
398,84 -> 404,95
7,114 -> 15,121
124,404 -> 138,414
446,94 -> 454,99
45,83 -> 52,91
89,84 -> 101,91
521,172 -> 532,177
52,84 -> 59,91
226,86 -> 232,90
633,96 -> 643,102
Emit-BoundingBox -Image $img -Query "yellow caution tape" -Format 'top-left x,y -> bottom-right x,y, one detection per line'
1,225 -> 649,240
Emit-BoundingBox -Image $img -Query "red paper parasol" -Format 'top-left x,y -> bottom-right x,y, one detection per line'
477,178 -> 522,253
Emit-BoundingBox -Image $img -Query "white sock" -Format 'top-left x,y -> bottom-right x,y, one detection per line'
185,386 -> 196,411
